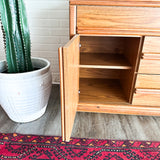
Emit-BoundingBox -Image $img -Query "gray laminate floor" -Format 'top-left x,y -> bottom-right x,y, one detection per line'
0,84 -> 160,141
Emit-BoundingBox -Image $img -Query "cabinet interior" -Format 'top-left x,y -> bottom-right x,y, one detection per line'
79,36 -> 141,104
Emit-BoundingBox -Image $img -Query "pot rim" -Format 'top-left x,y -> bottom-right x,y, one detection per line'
0,57 -> 50,76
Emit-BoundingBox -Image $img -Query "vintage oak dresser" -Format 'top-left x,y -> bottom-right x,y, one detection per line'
59,0 -> 160,141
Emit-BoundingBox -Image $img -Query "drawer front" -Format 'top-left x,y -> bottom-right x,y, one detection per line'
136,74 -> 160,89
138,57 -> 160,74
143,36 -> 160,53
77,6 -> 160,33
133,89 -> 160,106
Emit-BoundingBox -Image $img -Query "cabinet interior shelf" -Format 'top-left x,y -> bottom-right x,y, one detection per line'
80,53 -> 132,69
79,78 -> 129,104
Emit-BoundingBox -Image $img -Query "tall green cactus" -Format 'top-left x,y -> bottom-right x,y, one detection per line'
0,0 -> 33,73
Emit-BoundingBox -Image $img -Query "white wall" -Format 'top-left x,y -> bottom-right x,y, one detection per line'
0,0 -> 69,83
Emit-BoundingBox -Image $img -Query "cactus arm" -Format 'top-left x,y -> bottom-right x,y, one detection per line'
13,0 -> 26,72
18,0 -> 33,71
0,0 -> 19,72
0,0 -> 33,73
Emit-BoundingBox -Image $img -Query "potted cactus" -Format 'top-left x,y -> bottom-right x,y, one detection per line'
0,0 -> 52,122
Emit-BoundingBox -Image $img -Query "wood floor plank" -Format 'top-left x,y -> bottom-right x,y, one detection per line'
0,84 -> 160,141
0,107 -> 19,133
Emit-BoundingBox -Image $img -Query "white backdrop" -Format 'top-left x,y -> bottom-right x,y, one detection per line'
0,0 -> 69,83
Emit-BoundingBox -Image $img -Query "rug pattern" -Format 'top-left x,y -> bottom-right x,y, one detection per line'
0,133 -> 160,159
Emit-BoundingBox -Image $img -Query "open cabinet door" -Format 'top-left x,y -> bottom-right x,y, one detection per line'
59,35 -> 80,141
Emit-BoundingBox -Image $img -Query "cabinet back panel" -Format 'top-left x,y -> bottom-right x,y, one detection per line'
79,78 -> 128,104
80,36 -> 125,54
80,68 -> 122,79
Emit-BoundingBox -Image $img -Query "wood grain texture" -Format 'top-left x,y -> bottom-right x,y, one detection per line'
80,53 -> 132,69
138,58 -> 160,74
80,36 -> 126,54
59,0 -> 160,141
143,36 -> 160,53
141,53 -> 160,59
70,0 -> 160,7
80,68 -> 121,79
133,89 -> 160,106
120,37 -> 142,102
61,35 -> 80,141
77,6 -> 160,35
77,29 -> 160,36
58,47 -> 65,141
72,112 -> 160,140
136,74 -> 160,89
77,103 -> 160,116
79,78 -> 127,104
70,5 -> 77,38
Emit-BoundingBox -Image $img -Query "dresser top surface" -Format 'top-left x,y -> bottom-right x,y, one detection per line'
70,0 -> 160,7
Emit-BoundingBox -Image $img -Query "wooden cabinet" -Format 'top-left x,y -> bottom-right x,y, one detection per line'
59,0 -> 160,141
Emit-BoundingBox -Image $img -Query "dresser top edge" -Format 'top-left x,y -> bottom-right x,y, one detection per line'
70,0 -> 160,7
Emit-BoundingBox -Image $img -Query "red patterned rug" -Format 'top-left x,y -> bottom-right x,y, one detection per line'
0,133 -> 160,159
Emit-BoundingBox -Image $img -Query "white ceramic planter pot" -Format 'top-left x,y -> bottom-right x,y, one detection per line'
0,57 -> 52,123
